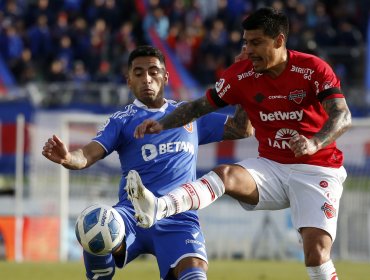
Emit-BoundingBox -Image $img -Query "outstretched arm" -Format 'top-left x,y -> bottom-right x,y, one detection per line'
223,105 -> 253,140
134,96 -> 217,138
289,98 -> 352,157
42,135 -> 105,169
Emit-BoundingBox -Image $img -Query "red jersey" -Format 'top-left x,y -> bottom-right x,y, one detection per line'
207,50 -> 345,167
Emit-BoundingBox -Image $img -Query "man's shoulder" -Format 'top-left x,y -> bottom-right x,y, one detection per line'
109,104 -> 138,120
167,99 -> 185,107
289,50 -> 328,68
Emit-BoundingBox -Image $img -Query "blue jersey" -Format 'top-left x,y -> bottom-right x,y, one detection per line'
93,99 -> 227,203
86,99 -> 228,279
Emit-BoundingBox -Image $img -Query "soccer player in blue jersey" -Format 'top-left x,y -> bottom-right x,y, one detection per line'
42,45 -> 252,280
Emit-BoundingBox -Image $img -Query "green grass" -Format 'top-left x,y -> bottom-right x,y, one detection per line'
0,259 -> 369,279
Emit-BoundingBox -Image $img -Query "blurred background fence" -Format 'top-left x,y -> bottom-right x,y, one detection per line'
0,0 -> 369,263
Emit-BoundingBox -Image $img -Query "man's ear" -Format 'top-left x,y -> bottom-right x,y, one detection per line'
275,33 -> 285,48
164,71 -> 169,85
126,75 -> 131,89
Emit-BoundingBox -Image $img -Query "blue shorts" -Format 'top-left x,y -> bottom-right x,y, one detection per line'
114,202 -> 208,279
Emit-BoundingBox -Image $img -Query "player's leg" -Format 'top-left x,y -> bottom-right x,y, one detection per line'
152,215 -> 208,280
175,257 -> 208,280
126,165 -> 258,228
301,228 -> 338,280
83,205 -> 143,280
84,252 -> 116,280
288,165 -> 346,280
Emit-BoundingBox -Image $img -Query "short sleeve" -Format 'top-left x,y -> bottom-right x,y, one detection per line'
312,58 -> 344,102
206,64 -> 243,107
92,116 -> 125,155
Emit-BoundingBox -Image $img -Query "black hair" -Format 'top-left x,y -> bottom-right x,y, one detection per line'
128,45 -> 166,69
242,7 -> 289,39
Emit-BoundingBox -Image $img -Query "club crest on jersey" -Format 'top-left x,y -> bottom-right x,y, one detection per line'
288,90 -> 306,104
215,78 -> 225,92
183,123 -> 193,133
321,202 -> 336,219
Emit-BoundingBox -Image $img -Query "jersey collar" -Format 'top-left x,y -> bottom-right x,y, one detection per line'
133,98 -> 169,112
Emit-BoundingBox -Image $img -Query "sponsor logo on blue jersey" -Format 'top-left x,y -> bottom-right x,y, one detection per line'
141,142 -> 195,161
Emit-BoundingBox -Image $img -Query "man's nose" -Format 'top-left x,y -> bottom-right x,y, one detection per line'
142,72 -> 152,83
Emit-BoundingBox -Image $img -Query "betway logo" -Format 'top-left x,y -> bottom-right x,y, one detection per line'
141,142 -> 195,161
260,110 -> 303,122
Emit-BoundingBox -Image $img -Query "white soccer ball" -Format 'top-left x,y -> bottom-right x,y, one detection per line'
75,204 -> 125,256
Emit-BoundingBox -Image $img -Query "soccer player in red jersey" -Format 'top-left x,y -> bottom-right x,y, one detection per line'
130,7 -> 351,280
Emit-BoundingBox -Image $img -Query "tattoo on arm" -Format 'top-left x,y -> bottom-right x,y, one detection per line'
314,98 -> 352,149
159,96 -> 217,129
223,105 -> 253,140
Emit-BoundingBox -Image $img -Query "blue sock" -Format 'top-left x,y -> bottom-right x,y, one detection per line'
84,251 -> 116,280
178,267 -> 207,280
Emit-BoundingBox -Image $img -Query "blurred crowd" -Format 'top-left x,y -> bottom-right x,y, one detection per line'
0,0 -> 367,89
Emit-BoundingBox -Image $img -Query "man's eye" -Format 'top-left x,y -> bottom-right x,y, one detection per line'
149,70 -> 159,75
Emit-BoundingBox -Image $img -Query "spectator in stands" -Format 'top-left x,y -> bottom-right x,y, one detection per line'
0,0 -> 366,102
69,16 -> 90,64
70,60 -> 90,84
100,0 -> 122,32
11,48 -> 37,85
26,14 -> 52,68
56,35 -> 74,72
143,6 -> 169,41
69,60 -> 90,103
47,59 -> 68,83
2,23 -> 24,65
93,60 -> 114,83
51,12 -> 70,48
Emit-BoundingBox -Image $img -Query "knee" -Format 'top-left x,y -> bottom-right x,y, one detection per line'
212,164 -> 237,188
212,164 -> 255,197
174,257 -> 208,278
304,245 -> 331,267
213,164 -> 230,177
302,228 -> 332,267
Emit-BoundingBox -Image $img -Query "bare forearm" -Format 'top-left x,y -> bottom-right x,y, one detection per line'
313,99 -> 352,149
61,149 -> 88,170
159,97 -> 216,129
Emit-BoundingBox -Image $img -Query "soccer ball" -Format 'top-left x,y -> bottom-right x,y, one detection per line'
75,204 -> 125,255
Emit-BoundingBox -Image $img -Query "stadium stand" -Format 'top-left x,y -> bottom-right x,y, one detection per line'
0,0 -> 367,106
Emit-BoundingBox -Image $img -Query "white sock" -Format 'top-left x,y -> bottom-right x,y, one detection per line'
156,171 -> 225,219
307,259 -> 338,280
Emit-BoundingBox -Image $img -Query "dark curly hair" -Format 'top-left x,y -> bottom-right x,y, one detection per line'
242,7 -> 289,40
128,45 -> 166,69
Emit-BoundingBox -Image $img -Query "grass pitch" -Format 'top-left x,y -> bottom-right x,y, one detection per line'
0,259 -> 369,279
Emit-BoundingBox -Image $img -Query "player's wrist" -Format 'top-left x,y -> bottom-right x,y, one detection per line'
61,153 -> 73,168
311,136 -> 322,151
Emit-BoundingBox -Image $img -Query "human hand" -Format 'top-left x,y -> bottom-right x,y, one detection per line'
289,135 -> 319,157
42,134 -> 70,164
134,119 -> 163,138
